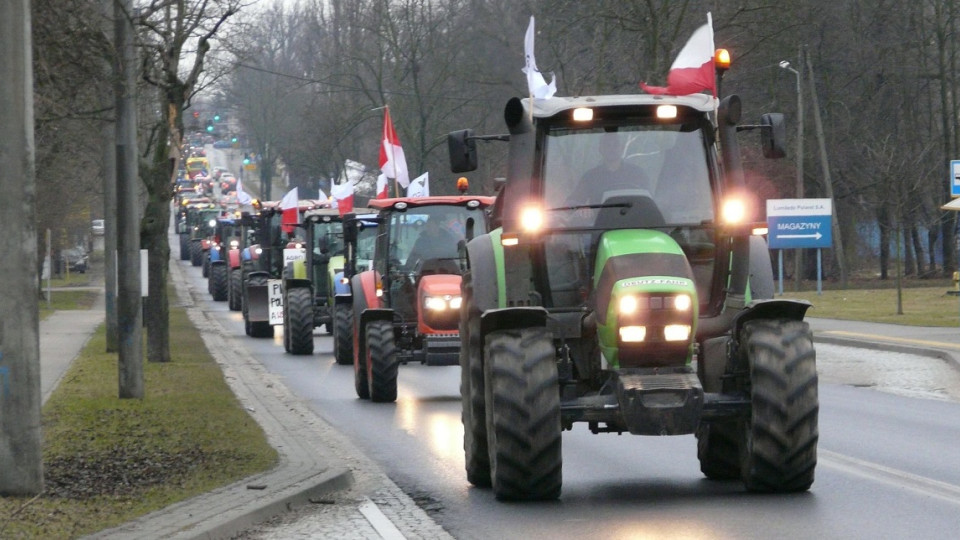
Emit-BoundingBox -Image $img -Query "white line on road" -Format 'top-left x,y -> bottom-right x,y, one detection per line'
359,497 -> 407,539
820,449 -> 960,505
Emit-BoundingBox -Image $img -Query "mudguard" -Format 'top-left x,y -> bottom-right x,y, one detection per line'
228,249 -> 242,269
480,306 -> 548,337
731,298 -> 812,339
245,270 -> 271,322
464,230 -> 504,312
209,246 -> 225,264
333,271 -> 351,297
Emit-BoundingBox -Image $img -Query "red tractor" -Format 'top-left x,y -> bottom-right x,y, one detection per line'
351,196 -> 494,402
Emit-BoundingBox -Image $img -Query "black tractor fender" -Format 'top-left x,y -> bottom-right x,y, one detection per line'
480,306 -> 549,338
334,293 -> 353,305
465,233 -> 499,312
284,277 -> 311,291
731,298 -> 812,340
210,259 -> 227,267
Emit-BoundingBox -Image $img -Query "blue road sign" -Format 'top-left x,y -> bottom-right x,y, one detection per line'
950,160 -> 960,198
767,215 -> 832,249
766,198 -> 833,249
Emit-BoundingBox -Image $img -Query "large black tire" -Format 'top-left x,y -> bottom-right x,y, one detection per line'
366,320 -> 398,403
210,264 -> 228,301
696,420 -> 742,479
228,268 -> 242,311
246,274 -> 275,339
333,303 -> 353,365
484,327 -> 562,501
284,287 -> 315,355
739,319 -> 818,492
179,234 -> 190,260
354,320 -> 370,400
190,242 -> 202,267
202,252 -> 210,278
460,271 -> 490,487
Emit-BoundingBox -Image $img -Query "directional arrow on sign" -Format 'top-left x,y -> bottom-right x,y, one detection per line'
779,232 -> 823,240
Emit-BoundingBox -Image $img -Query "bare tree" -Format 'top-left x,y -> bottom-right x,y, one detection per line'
136,0 -> 240,363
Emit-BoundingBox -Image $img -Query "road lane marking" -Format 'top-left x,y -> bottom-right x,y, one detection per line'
820,331 -> 960,351
359,496 -> 407,539
820,449 -> 960,505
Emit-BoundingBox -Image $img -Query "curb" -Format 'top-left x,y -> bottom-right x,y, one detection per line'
813,333 -> 960,374
86,258 -> 353,540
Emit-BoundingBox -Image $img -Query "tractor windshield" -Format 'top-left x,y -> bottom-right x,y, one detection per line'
311,220 -> 346,258
539,123 -> 718,310
390,205 -> 487,270
542,125 -> 714,228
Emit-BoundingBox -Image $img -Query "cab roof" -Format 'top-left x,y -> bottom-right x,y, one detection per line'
526,93 -> 717,118
368,195 -> 495,209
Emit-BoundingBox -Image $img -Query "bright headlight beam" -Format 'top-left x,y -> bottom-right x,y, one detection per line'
619,295 -> 639,314
664,325 -> 691,341
674,294 -> 691,311
520,207 -> 543,231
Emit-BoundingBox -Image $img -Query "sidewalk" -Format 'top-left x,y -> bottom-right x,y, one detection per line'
807,317 -> 960,370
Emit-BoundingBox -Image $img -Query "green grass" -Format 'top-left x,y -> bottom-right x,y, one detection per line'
0,300 -> 278,538
779,278 -> 960,327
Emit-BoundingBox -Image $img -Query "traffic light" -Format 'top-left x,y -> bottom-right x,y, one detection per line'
206,122 -> 214,133
213,113 -> 221,122
231,136 -> 238,143
192,111 -> 200,118
242,153 -> 251,165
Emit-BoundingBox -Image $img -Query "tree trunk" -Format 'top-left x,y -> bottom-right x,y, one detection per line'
903,227 -> 915,276
142,160 -> 173,363
878,207 -> 890,280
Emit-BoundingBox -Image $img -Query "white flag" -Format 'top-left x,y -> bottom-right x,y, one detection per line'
523,16 -> 556,100
406,172 -> 429,198
235,177 -> 253,205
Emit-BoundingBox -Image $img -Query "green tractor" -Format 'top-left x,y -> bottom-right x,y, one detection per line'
281,207 -> 372,355
448,70 -> 817,499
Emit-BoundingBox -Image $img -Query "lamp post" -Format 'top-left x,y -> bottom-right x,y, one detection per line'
780,55 -> 804,291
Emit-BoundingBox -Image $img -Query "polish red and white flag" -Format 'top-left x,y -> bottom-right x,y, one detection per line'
280,187 -> 299,234
379,108 -> 410,190
640,13 -> 716,97
331,181 -> 354,217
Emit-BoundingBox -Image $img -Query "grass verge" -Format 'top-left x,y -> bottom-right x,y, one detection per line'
0,299 -> 278,538
782,283 -> 960,327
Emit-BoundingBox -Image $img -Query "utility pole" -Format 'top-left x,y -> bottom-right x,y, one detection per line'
779,48 -> 805,291
805,49 -> 847,287
0,0 -> 44,495
116,0 -> 143,398
102,0 -> 118,352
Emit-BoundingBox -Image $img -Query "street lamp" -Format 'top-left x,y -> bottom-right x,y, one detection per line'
780,57 -> 804,291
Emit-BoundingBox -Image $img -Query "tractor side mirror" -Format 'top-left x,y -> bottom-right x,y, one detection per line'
448,129 -> 477,173
760,113 -> 786,159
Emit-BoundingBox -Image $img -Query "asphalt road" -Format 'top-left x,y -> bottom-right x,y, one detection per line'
176,255 -> 960,539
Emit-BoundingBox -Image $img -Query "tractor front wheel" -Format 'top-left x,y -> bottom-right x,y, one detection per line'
366,320 -> 398,403
740,319 -> 818,492
228,268 -> 242,311
484,327 -> 562,501
284,287 -> 315,355
210,264 -> 228,301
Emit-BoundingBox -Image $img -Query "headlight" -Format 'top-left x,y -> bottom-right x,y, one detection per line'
619,295 -> 639,314
230,240 -> 239,248
254,247 -> 263,255
208,219 -> 217,227
663,324 -> 691,341
620,326 -> 646,342
673,294 -> 691,311
424,295 -> 461,311
519,206 -> 543,232
721,198 -> 746,224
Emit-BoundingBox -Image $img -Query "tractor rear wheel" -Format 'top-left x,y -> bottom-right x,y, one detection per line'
284,287 -> 315,355
179,234 -> 190,261
740,319 -> 818,492
210,264 -> 228,301
696,420 -> 742,479
366,320 -> 398,403
460,272 -> 490,487
333,304 -> 353,365
228,268 -> 242,311
202,252 -> 210,277
190,242 -> 202,266
485,327 -> 561,501
353,320 -> 370,400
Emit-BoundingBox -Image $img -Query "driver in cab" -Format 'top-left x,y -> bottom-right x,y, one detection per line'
567,131 -> 651,206
406,217 -> 460,270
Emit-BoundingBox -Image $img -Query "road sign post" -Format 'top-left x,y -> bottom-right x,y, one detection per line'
767,198 -> 833,295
